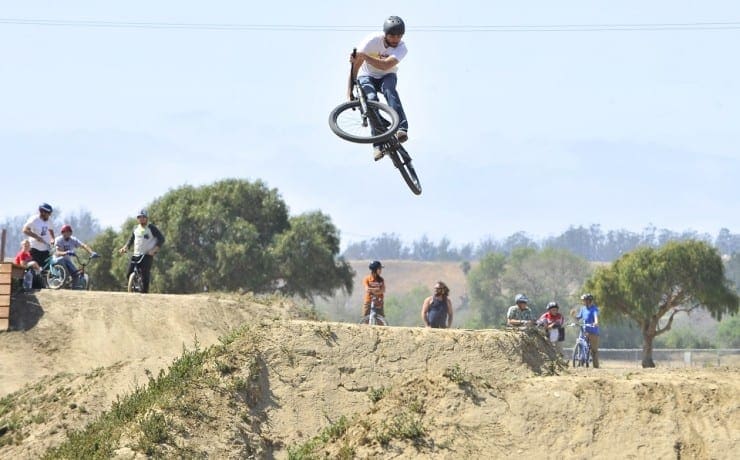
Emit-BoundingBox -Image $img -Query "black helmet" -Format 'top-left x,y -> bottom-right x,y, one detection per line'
369,260 -> 383,271
383,16 -> 405,35
39,203 -> 53,213
580,293 -> 593,301
547,301 -> 559,310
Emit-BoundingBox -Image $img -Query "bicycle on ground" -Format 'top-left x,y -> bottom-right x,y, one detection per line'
569,323 -> 593,368
46,253 -> 100,290
328,49 -> 422,195
126,254 -> 147,293
359,295 -> 389,326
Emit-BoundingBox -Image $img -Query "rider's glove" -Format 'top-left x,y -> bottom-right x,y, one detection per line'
67,251 -> 76,256
91,252 -> 100,258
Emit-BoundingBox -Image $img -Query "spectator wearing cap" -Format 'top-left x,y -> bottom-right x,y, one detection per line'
118,209 -> 165,293
507,293 -> 535,327
537,301 -> 566,356
22,203 -> 56,288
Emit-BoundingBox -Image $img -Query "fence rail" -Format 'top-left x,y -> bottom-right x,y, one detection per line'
599,348 -> 740,367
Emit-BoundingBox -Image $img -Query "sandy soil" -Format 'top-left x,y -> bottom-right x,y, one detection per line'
0,290 -> 738,459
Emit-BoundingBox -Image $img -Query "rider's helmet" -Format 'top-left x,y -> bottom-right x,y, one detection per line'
137,209 -> 148,218
369,260 -> 383,271
547,301 -> 559,310
514,293 -> 529,304
39,203 -> 53,213
383,16 -> 405,35
580,293 -> 593,301
60,224 -> 73,233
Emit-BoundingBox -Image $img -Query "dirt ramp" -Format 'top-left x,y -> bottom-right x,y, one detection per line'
0,290 -> 290,397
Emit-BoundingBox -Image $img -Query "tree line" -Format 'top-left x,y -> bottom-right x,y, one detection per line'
342,225 -> 740,262
2,179 -> 354,303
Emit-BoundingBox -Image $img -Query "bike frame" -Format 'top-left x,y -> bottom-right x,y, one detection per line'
363,295 -> 388,326
572,324 -> 592,367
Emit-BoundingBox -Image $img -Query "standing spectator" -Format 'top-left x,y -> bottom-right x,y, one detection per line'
53,224 -> 98,286
421,281 -> 453,328
361,260 -> 386,322
537,301 -> 566,357
576,293 -> 601,368
507,293 -> 536,327
22,203 -> 55,288
118,209 -> 165,293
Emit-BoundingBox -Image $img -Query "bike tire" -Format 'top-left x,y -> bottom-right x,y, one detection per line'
46,264 -> 68,290
127,272 -> 142,293
572,344 -> 579,367
78,274 -> 89,291
388,145 -> 422,195
328,100 -> 400,144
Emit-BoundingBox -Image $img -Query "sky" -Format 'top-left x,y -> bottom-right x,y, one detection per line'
1,1 -> 739,249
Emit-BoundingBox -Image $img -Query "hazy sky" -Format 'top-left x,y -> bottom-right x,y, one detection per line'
2,1 -> 738,247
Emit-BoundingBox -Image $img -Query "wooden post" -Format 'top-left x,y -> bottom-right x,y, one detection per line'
1,228 -> 6,262
0,263 -> 11,331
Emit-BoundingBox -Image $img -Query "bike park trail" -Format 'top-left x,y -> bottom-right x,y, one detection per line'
0,290 -> 738,459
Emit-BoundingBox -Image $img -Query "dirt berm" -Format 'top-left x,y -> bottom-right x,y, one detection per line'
0,290 -> 738,459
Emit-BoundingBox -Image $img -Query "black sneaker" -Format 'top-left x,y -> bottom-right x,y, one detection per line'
395,130 -> 408,143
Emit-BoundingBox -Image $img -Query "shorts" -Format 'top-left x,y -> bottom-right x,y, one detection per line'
362,302 -> 385,317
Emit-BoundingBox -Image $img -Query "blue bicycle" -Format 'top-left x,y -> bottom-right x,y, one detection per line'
570,323 -> 592,368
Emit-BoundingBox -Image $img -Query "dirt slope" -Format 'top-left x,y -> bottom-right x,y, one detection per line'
0,290 -> 738,459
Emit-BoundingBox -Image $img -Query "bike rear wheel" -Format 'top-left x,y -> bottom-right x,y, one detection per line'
46,264 -> 67,290
387,145 -> 422,195
329,100 -> 400,144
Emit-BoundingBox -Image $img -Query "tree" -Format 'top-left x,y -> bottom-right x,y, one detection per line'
466,252 -> 507,326
716,315 -> 740,348
87,228 -> 122,291
585,240 -> 739,367
107,178 -> 351,300
272,211 -> 354,303
502,247 -> 592,312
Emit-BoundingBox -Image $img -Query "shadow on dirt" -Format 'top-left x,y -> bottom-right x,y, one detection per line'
8,291 -> 44,331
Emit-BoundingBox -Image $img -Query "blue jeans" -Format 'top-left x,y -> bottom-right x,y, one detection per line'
53,256 -> 79,280
358,74 -> 408,143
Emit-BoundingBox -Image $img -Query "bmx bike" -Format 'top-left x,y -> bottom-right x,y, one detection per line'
359,296 -> 389,326
570,323 -> 592,368
328,49 -> 422,195
127,254 -> 146,293
45,252 -> 100,290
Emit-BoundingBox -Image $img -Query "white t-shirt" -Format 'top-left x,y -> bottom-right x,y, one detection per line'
357,33 -> 407,78
24,215 -> 53,251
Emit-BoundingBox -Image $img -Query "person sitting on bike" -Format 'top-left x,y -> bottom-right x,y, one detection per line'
350,15 -> 409,161
506,293 -> 536,327
362,260 -> 386,322
576,293 -> 601,368
421,281 -> 453,328
53,224 -> 98,285
537,301 -> 565,356
118,209 -> 165,293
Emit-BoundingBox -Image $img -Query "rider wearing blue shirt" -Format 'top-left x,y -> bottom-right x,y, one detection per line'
577,293 -> 600,368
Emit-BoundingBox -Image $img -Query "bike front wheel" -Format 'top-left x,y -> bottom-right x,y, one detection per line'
46,264 -> 68,290
329,100 -> 400,144
572,342 -> 584,367
127,272 -> 143,293
388,145 -> 422,195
